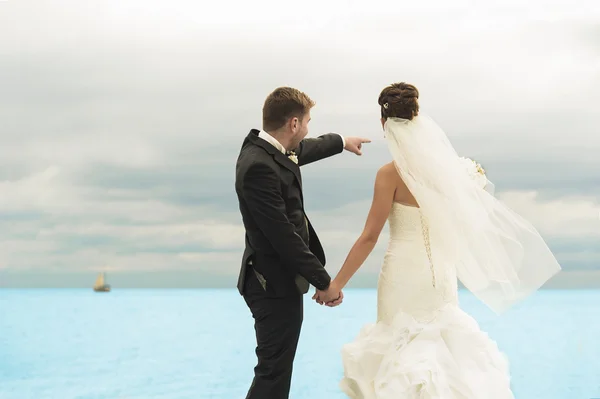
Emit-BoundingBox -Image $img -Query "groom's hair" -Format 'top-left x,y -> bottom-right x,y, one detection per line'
262,87 -> 315,131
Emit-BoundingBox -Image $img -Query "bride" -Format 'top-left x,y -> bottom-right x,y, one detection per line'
314,83 -> 562,398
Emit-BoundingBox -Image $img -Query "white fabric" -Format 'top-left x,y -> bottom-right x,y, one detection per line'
383,114 -> 561,314
258,130 -> 287,153
340,203 -> 514,399
258,130 -> 346,153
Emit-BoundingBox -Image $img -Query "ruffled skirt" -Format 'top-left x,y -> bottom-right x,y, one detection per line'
340,305 -> 514,399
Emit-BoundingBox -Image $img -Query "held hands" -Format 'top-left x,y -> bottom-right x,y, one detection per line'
344,136 -> 371,156
312,281 -> 343,307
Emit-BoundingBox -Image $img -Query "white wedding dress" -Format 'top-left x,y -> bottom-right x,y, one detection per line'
340,202 -> 515,399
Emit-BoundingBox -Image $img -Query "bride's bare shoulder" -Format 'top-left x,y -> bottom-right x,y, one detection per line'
378,162 -> 400,180
375,162 -> 403,187
379,162 -> 418,204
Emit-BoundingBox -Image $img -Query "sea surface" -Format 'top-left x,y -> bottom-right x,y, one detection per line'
0,289 -> 598,399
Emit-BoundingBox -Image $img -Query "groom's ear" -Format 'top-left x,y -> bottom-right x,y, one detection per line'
289,116 -> 299,132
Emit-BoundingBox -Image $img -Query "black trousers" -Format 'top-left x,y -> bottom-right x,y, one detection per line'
243,270 -> 304,399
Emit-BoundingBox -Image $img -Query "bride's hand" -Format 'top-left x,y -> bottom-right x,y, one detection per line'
312,282 -> 344,307
312,291 -> 343,307
325,290 -> 343,307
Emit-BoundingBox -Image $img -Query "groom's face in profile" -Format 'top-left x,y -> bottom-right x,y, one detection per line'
288,111 -> 310,149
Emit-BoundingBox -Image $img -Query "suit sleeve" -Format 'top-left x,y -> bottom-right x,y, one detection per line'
241,161 -> 331,290
294,133 -> 344,166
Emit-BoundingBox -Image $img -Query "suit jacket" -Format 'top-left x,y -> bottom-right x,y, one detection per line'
235,129 -> 344,297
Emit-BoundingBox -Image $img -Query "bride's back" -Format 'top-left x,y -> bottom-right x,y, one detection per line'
378,163 -> 459,322
384,162 -> 419,207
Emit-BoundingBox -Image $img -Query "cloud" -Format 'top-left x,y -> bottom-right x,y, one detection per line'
0,163 -> 595,277
305,191 -> 600,276
498,191 -> 600,238
0,0 -> 597,283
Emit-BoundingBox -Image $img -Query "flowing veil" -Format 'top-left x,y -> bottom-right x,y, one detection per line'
384,113 -> 561,314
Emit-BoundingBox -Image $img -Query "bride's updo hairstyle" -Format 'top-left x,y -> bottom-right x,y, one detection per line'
378,82 -> 419,120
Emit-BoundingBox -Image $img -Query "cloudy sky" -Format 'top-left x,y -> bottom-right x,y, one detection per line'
0,0 -> 598,287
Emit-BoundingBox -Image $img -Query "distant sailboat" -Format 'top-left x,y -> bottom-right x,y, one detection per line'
93,272 -> 111,292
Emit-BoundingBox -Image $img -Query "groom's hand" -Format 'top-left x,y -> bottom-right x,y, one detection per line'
344,136 -> 371,156
312,282 -> 343,307
312,290 -> 343,306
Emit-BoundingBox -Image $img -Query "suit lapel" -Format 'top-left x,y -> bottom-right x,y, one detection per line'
246,130 -> 303,192
273,154 -> 302,191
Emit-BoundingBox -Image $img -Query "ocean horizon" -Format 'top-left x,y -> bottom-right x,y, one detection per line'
1,288 -> 598,398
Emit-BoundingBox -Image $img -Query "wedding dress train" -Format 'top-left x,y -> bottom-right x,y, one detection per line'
340,202 -> 515,399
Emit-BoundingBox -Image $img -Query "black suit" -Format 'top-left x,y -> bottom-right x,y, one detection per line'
235,129 -> 344,398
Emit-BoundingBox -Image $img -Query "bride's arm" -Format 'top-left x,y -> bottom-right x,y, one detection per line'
331,164 -> 396,290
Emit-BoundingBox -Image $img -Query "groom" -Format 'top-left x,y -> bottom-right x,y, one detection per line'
235,86 -> 370,398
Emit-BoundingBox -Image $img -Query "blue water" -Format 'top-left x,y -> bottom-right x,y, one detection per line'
0,289 -> 598,399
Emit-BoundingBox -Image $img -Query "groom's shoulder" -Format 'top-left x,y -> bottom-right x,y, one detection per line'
235,158 -> 279,191
238,143 -> 271,166
237,148 -> 277,176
